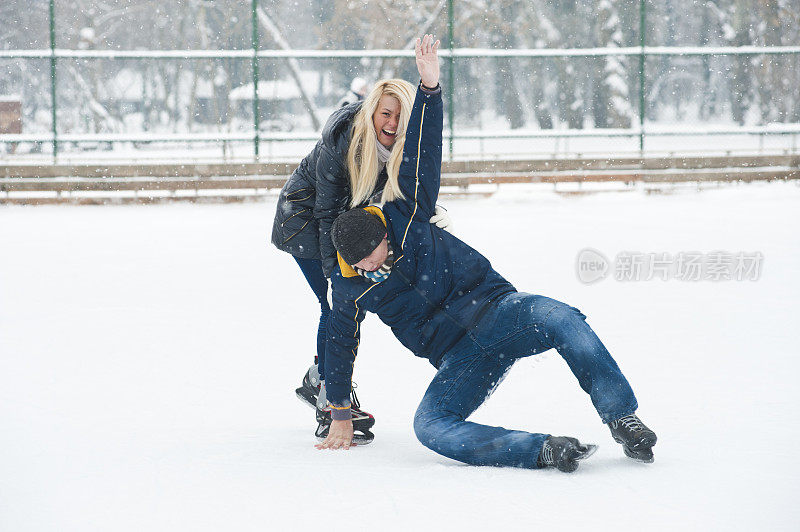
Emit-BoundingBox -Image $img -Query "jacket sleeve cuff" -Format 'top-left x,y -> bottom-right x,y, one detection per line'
419,81 -> 442,95
329,404 -> 352,421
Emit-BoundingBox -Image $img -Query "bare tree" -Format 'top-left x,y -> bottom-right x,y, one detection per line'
256,6 -> 322,130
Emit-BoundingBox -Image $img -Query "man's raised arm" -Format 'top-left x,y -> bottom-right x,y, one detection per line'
396,35 -> 443,223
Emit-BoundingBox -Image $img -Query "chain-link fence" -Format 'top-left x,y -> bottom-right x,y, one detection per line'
1,0 -> 799,162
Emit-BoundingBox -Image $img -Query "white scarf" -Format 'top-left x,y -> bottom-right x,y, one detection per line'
376,142 -> 391,170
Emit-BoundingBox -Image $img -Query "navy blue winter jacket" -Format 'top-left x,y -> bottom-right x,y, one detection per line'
324,86 -> 516,407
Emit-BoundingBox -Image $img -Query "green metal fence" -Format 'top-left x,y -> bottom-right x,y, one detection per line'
1,0 -> 800,162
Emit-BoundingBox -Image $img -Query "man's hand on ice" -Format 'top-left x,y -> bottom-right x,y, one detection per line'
315,419 -> 355,450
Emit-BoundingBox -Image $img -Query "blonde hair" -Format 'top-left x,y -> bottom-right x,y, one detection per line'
347,78 -> 416,208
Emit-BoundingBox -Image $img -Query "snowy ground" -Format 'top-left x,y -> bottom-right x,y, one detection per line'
1,181 -> 799,531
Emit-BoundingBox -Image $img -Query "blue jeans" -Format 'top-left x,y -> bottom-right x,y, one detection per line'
293,257 -> 331,376
413,293 -> 638,469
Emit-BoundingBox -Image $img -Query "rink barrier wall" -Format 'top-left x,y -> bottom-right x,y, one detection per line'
3,154 -> 799,179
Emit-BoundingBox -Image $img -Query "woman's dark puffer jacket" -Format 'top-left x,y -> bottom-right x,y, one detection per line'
271,102 -> 388,277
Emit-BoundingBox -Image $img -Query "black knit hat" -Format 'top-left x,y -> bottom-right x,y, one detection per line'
331,209 -> 386,265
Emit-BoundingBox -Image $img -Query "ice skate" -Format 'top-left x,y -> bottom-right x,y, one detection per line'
608,413 -> 657,463
315,391 -> 376,445
537,436 -> 598,473
295,364 -> 324,409
297,365 -> 375,444
296,364 -> 373,413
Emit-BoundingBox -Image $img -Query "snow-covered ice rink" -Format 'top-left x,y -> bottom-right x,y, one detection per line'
1,181 -> 799,531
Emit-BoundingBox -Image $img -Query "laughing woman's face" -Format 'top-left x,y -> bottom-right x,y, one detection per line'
372,95 -> 401,148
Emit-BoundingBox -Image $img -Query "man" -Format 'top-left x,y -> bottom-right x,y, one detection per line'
315,35 -> 656,472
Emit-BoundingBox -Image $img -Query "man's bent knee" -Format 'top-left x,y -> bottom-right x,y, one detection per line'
542,302 -> 590,346
414,409 -> 459,448
544,302 -> 586,330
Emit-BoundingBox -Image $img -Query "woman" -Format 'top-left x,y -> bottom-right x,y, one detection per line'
271,73 -> 451,442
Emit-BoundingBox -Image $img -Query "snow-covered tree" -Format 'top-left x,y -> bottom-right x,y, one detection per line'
594,0 -> 633,128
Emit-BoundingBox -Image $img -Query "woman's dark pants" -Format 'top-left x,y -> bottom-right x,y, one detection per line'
292,257 -> 331,377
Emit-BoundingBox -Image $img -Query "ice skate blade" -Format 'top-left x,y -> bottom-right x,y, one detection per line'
315,431 -> 375,445
295,388 -> 317,409
623,446 -> 654,463
576,444 -> 598,461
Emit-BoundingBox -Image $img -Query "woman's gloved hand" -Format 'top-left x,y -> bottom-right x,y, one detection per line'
430,205 -> 453,232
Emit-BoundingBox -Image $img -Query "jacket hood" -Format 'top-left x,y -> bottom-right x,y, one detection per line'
321,101 -> 361,147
